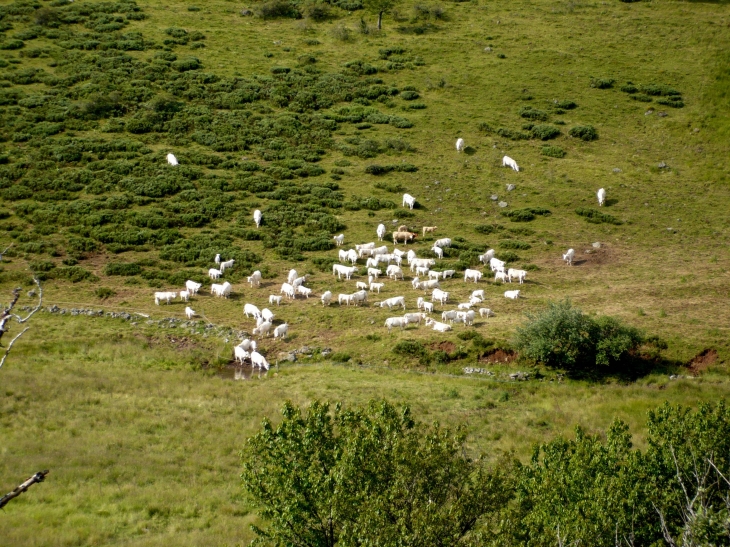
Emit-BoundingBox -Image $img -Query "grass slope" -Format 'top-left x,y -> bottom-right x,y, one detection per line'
0,0 -> 729,543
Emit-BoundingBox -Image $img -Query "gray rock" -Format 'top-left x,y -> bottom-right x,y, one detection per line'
657,111 -> 667,118
506,184 -> 515,191
592,242 -> 601,248
240,9 -> 254,16
321,348 -> 332,357
278,352 -> 296,363
612,168 -> 622,173
498,201 -> 508,208
484,47 -> 492,52
645,109 -> 654,116
490,194 -> 498,201
658,161 -> 668,168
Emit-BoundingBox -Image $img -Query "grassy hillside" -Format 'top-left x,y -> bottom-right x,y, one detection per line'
0,0 -> 729,543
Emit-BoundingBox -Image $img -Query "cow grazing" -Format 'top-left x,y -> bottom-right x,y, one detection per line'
154,291 -> 176,305
507,268 -> 527,284
234,346 -> 250,365
464,269 -> 483,283
597,188 -> 606,207
253,209 -> 262,228
334,234 -> 345,246
369,282 -> 384,293
251,351 -> 269,370
479,308 -> 495,318
376,224 -> 387,241
287,269 -> 298,284
274,323 -> 288,339
393,231 -> 416,245
296,286 -> 313,298
385,317 -> 409,333
380,296 -> 406,310
563,248 -> 575,266
185,280 -> 202,295
422,226 -> 437,237
280,283 -> 295,299
321,291 -> 333,306
209,268 -> 222,280
185,306 -> 196,319
214,254 -> 221,264
502,155 -> 519,172
504,290 -> 521,300
269,295 -> 282,306
495,271 -> 508,283
434,238 -> 451,248
402,193 -> 416,210
167,153 -> 178,166
431,246 -> 443,260
456,138 -> 465,152
252,321 -> 272,338
248,270 -> 262,287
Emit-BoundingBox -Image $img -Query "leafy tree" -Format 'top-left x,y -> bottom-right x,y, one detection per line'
509,421 -> 657,547
241,400 -> 512,546
363,0 -> 400,30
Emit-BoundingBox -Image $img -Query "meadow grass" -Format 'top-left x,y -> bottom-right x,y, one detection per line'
1,0 -> 730,543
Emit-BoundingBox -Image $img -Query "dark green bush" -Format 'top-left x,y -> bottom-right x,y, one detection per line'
657,97 -> 684,108
542,145 -> 565,158
575,208 -> 622,225
0,40 -> 25,50
474,224 -> 499,234
531,124 -> 561,140
555,100 -> 577,110
95,287 -> 116,299
393,340 -> 428,357
569,125 -> 598,141
499,240 -> 531,250
640,83 -> 681,97
620,83 -> 638,94
329,352 -> 351,362
172,57 -> 202,72
590,78 -> 615,89
501,208 -> 551,222
496,128 -> 530,140
104,262 -> 143,276
52,265 -> 95,283
256,0 -> 301,18
519,107 -> 548,121
400,91 -> 420,101
631,94 -> 653,103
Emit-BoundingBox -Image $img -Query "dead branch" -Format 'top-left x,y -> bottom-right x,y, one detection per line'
0,276 -> 42,370
0,470 -> 49,510
0,243 -> 13,262
0,327 -> 30,370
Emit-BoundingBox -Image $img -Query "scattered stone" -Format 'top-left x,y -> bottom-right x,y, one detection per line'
391,219 -> 398,224
490,195 -> 498,201
240,9 -> 254,16
498,201 -> 508,208
658,161 -> 668,169
666,227 -> 673,232
657,111 -> 667,118
592,242 -> 601,248
278,352 -> 296,363
506,184 -> 515,191
645,109 -> 654,115
509,371 -> 530,381
693,128 -> 700,133
670,374 -> 678,380
463,367 -> 487,374
612,168 -> 622,173
484,46 -> 492,52
434,180 -> 440,185
321,348 -> 332,357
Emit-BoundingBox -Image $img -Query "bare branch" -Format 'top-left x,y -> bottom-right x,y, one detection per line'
13,277 -> 43,324
0,243 -> 13,262
0,470 -> 49,510
0,327 -> 30,370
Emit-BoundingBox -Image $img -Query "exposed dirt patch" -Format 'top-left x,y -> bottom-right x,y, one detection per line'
479,348 -> 517,364
429,341 -> 456,353
574,246 -> 617,267
688,349 -> 718,375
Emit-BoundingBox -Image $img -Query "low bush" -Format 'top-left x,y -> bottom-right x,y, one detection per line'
542,145 -> 565,158
501,208 -> 550,222
640,83 -> 681,97
52,265 -> 95,283
631,94 -> 653,103
105,262 -> 142,276
519,107 -> 548,121
496,128 -> 530,140
555,100 -> 577,110
499,240 -> 531,250
620,83 -> 638,94
329,351 -> 351,362
364,164 -> 418,175
531,124 -> 561,140
590,78 -> 615,89
95,287 -> 116,299
569,125 -> 598,141
257,0 -> 301,19
657,97 -> 684,108
575,207 -> 622,225
474,224 -> 499,234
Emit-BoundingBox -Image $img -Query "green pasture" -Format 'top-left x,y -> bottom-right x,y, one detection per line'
0,0 -> 729,543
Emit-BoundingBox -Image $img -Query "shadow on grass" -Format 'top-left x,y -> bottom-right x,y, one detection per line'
565,353 -> 683,383
604,198 -> 619,207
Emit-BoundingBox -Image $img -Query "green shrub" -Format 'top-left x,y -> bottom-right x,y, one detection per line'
542,145 -> 565,158
657,97 -> 684,108
620,83 -> 638,94
569,125 -> 598,141
172,57 -> 202,72
477,122 -> 493,133
393,340 -> 428,357
514,299 -> 644,371
52,266 -> 95,283
104,262 -> 143,276
640,83 -> 681,97
575,208 -> 622,225
95,287 -> 116,299
555,100 -> 577,110
329,351 -> 351,362
519,107 -> 548,121
0,40 -> 25,50
501,208 -> 550,222
631,94 -> 653,103
590,78 -> 614,89
474,224 -> 499,234
531,124 -> 561,140
496,127 -> 530,140
400,91 -> 420,101
497,251 -> 519,263
500,240 -> 531,250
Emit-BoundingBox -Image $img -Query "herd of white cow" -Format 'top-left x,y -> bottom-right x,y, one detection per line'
159,144 -> 607,368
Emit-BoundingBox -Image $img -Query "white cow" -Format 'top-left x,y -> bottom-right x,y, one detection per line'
380,296 -> 406,310
508,268 -> 527,284
376,224 -> 386,241
214,254 -> 221,264
356,281 -> 368,291
347,249 -> 359,265
234,346 -> 250,365
185,280 -> 202,295
280,283 -> 295,299
333,264 -> 357,280
495,271 -> 508,283
252,321 -> 272,338
442,310 -> 458,323
185,306 -> 196,319
251,351 -> 269,370
442,270 -> 456,279
237,339 -> 257,352
489,257 -> 506,272
469,296 -> 483,306
350,290 -> 368,306
292,276 -> 307,288
253,209 -> 262,228
369,282 -> 384,293
428,270 -> 442,280
427,318 -> 452,332
372,245 -> 388,256
269,295 -> 282,306
404,312 -> 426,325
209,268 -> 222,280
417,296 -> 425,310
464,269 -> 482,283
262,308 -> 275,322
366,257 -> 381,269
386,265 -> 404,280
505,290 -> 521,300
418,279 -> 440,291
479,249 -> 496,264
287,269 -> 298,284
471,289 -> 485,301
248,270 -> 262,287
402,193 -> 416,210
338,293 -> 352,306
456,138 -> 465,152
244,303 -> 261,318
385,316 -> 409,333
502,155 -> 519,172
457,302 -> 473,310
563,248 -> 575,266
212,282 -> 232,298
479,308 -> 495,318
367,267 -> 382,279
334,234 -> 344,246
432,288 -> 449,304
154,291 -> 176,305
321,290 -> 333,306
416,266 -> 430,277
274,323 -> 288,339
597,188 -> 606,207
431,246 -> 443,260
166,153 -> 178,166
339,249 -> 349,263
179,290 -> 190,302
434,238 -> 451,248
296,286 -> 313,298
356,242 -> 375,251
423,302 -> 434,313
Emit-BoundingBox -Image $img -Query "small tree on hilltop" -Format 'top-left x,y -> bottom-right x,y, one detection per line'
364,0 -> 400,30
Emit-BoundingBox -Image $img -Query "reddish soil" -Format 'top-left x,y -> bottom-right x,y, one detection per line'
478,349 -> 517,364
429,341 -> 456,353
688,349 -> 718,375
